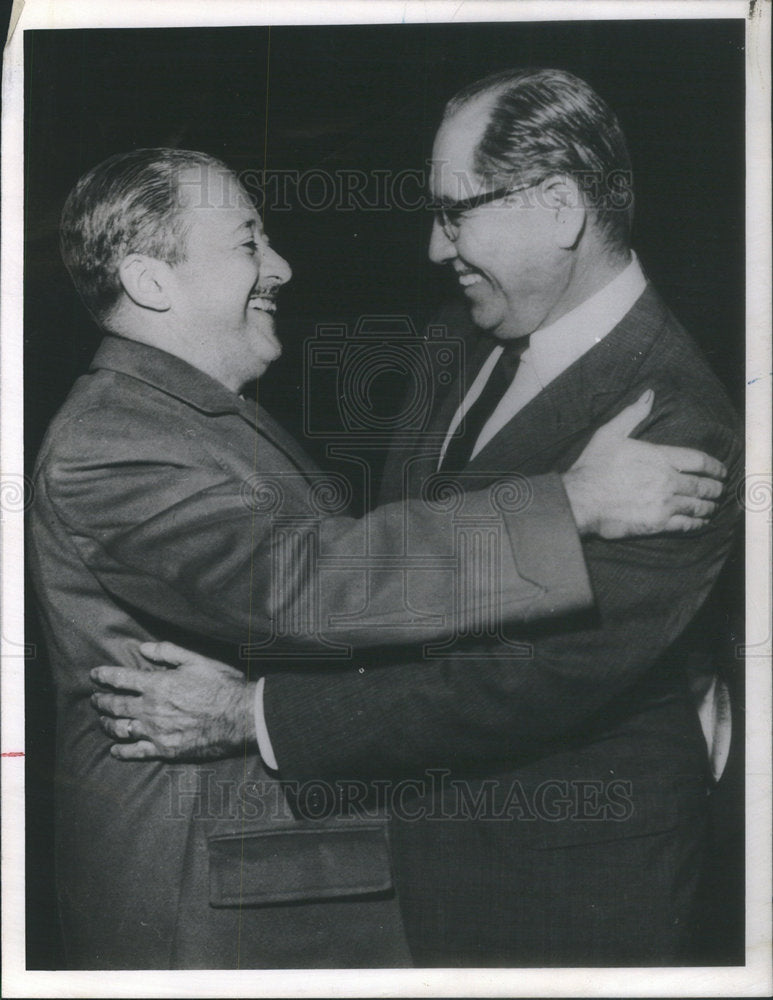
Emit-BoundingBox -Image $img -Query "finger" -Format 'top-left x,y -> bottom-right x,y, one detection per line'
656,445 -> 727,480
662,514 -> 709,533
99,716 -> 146,741
90,666 -> 147,692
673,472 -> 723,500
600,390 -> 654,439
141,641 -> 239,678
91,692 -> 138,717
670,496 -> 717,519
139,640 -> 194,667
110,740 -> 159,761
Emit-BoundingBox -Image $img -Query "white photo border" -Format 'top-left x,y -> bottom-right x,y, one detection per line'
2,1 -> 770,996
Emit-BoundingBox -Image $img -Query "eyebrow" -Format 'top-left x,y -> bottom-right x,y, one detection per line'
233,217 -> 258,235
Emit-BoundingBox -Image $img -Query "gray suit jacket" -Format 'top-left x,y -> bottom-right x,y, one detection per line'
28,334 -> 591,968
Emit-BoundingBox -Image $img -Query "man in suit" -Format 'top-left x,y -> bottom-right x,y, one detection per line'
93,69 -> 742,966
29,146 -> 721,968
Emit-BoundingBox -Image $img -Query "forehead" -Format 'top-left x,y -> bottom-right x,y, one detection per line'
176,165 -> 260,233
430,94 -> 497,198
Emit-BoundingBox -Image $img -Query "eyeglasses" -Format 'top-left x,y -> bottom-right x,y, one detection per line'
431,182 -> 539,242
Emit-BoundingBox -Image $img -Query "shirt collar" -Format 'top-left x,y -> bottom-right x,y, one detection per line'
526,251 -> 647,388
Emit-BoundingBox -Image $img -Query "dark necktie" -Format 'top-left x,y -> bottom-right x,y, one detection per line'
439,339 -> 528,473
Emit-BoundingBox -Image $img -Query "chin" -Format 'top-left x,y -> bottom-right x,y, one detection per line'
467,294 -> 506,331
468,303 -> 494,331
257,344 -> 282,374
253,324 -> 282,356
487,307 -> 536,341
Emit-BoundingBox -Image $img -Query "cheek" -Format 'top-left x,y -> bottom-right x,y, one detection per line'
457,229 -> 505,275
471,232 -> 525,289
237,258 -> 261,295
207,273 -> 254,314
497,233 -> 555,296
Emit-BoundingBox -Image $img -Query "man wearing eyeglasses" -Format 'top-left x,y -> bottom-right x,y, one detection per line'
92,69 -> 741,965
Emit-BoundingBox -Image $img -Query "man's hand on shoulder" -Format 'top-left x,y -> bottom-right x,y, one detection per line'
91,642 -> 257,760
562,389 -> 727,539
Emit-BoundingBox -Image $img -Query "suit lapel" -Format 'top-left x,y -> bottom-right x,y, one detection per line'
246,399 -> 324,476
91,335 -> 322,479
465,284 -> 671,474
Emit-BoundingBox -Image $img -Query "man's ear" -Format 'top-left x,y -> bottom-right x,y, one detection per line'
541,174 -> 586,249
118,254 -> 172,312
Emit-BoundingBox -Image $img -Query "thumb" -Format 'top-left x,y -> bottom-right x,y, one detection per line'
600,389 -> 654,440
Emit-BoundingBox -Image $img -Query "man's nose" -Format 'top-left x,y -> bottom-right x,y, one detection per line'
428,217 -> 457,265
262,245 -> 292,286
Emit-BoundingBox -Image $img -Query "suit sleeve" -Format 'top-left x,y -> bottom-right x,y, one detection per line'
262,394 -> 743,779
41,399 -> 591,652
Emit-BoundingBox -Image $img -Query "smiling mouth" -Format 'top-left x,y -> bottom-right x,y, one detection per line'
249,294 -> 277,314
455,268 -> 485,289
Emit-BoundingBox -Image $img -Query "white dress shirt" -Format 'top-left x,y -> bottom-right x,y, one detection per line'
438,252 -> 648,468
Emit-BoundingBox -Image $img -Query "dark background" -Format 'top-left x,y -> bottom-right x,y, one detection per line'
23,20 -> 745,968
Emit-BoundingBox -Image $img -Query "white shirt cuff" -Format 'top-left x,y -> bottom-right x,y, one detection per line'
254,676 -> 279,771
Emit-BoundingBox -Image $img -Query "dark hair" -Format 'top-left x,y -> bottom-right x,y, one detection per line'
445,68 -> 634,252
59,147 -> 231,326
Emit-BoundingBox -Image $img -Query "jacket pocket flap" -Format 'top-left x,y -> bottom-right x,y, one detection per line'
209,822 -> 394,907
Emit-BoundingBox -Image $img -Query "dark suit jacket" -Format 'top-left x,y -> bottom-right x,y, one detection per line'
28,334 -> 591,969
263,285 -> 743,965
